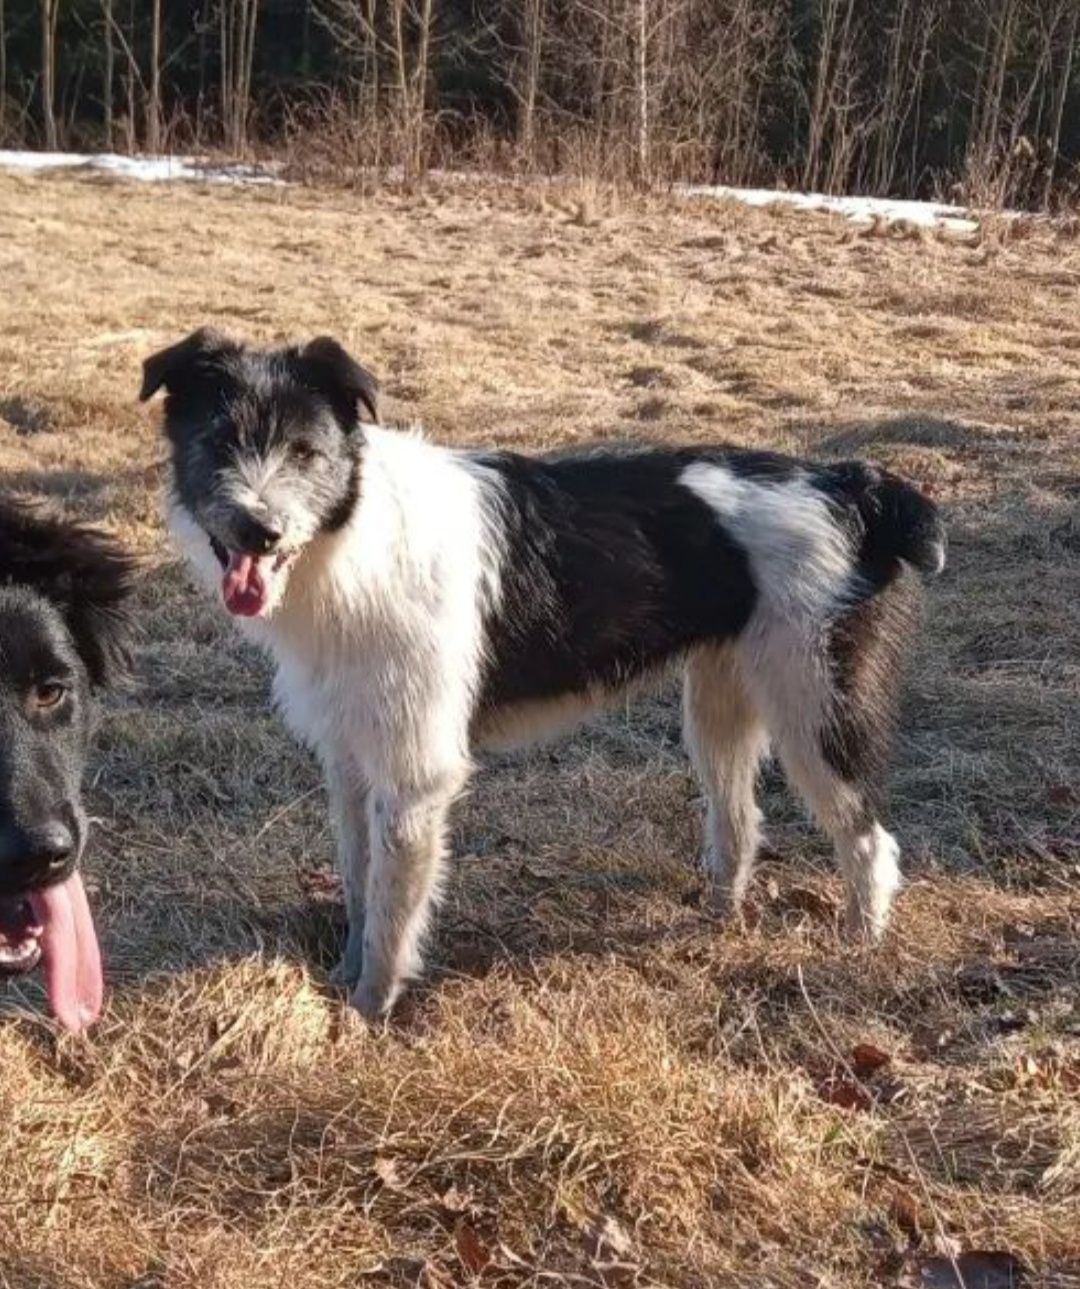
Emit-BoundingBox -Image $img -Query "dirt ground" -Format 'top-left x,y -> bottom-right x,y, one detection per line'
0,170 -> 1078,1289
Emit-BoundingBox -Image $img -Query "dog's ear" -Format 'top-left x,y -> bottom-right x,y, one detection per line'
139,327 -> 237,402
297,336 -> 379,429
0,502 -> 139,689
61,535 -> 139,689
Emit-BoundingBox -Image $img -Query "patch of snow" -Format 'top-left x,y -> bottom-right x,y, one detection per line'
682,184 -> 981,233
0,150 -> 283,186
0,150 -> 986,230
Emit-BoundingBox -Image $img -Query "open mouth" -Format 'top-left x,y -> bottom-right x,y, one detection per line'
0,873 -> 103,1032
210,538 -> 293,618
0,897 -> 43,973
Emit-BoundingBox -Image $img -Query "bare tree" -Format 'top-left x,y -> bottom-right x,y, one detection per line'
518,0 -> 544,157
40,0 -> 60,149
100,0 -> 114,147
801,0 -> 864,192
315,0 -> 437,184
146,0 -> 162,152
220,0 -> 260,154
869,0 -> 938,195
633,0 -> 647,182
1,0 -> 7,135
1043,1 -> 1078,207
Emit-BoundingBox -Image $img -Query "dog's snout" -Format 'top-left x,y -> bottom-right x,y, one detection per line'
235,512 -> 284,555
0,820 -> 76,890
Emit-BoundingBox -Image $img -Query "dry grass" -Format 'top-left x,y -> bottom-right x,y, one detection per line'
0,171 -> 1079,1288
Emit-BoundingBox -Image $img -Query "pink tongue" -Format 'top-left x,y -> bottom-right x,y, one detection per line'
28,872 -> 103,1033
222,552 -> 267,617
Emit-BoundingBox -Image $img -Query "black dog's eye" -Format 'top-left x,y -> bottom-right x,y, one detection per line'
32,682 -> 67,711
289,440 -> 320,463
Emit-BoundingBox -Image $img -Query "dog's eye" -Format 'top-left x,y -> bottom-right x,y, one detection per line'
290,440 -> 319,463
32,682 -> 67,710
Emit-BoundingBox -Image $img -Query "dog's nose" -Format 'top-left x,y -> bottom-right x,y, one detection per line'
0,821 -> 75,889
235,513 -> 284,555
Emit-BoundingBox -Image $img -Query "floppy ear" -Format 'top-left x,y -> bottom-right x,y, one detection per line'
297,336 -> 380,428
139,327 -> 237,402
0,501 -> 139,689
60,534 -> 139,689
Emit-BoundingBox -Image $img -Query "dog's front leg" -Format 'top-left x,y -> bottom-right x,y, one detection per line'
351,777 -> 460,1022
322,749 -> 369,989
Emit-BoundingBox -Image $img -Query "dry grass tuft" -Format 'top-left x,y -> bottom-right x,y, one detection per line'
0,173 -> 1078,1287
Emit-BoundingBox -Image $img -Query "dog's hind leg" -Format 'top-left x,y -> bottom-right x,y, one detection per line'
352,768 -> 466,1021
683,645 -> 770,915
737,580 -> 917,940
323,748 -> 369,989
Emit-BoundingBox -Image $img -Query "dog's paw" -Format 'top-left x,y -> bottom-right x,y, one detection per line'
329,956 -> 361,990
329,930 -> 365,990
702,873 -> 749,921
350,973 -> 401,1024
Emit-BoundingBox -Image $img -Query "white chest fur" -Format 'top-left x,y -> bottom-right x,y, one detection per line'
170,428 -> 500,794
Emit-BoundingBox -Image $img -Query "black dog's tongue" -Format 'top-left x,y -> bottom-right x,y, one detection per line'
29,874 -> 103,1032
0,880 -> 103,1032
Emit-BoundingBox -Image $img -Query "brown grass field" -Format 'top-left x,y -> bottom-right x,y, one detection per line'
0,170 -> 1078,1289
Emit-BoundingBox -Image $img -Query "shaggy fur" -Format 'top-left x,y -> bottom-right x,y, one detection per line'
0,498 -> 135,1029
145,329 -> 946,1021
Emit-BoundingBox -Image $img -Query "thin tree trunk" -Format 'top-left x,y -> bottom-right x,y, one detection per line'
41,0 -> 58,149
220,0 -> 229,145
0,0 -> 7,132
389,0 -> 408,171
147,0 -> 161,152
218,0 -> 258,153
872,0 -> 911,194
518,0 -> 544,159
124,0 -> 136,149
1043,3 -> 1077,208
633,0 -> 648,185
803,0 -> 840,191
240,0 -> 259,152
983,0 -> 1017,155
101,0 -> 113,148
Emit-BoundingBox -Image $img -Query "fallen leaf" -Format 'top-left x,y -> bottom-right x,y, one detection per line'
455,1219 -> 491,1277
916,1250 -> 1026,1289
852,1042 -> 892,1077
785,885 -> 837,917
889,1188 -> 926,1237
298,866 -> 343,902
1047,784 -> 1075,805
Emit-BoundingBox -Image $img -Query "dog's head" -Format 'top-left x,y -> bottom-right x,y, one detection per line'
0,502 -> 135,1028
141,329 -> 379,619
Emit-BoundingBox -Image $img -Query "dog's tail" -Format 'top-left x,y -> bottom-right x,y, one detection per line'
827,461 -> 947,580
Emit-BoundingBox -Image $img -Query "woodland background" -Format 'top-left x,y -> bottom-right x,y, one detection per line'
1,0 -> 1079,204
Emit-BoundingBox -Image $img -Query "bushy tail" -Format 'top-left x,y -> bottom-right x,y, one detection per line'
828,462 -> 947,579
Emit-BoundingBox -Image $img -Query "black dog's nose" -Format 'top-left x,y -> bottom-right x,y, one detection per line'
29,822 -> 74,870
234,513 -> 284,555
0,821 -> 75,889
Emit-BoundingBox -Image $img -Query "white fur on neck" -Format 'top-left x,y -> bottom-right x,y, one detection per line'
169,426 -> 501,792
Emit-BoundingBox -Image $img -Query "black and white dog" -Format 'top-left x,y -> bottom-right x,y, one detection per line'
144,329 -> 945,1021
0,500 -> 134,1031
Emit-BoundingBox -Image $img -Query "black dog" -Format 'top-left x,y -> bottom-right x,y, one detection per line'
0,500 -> 134,1031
